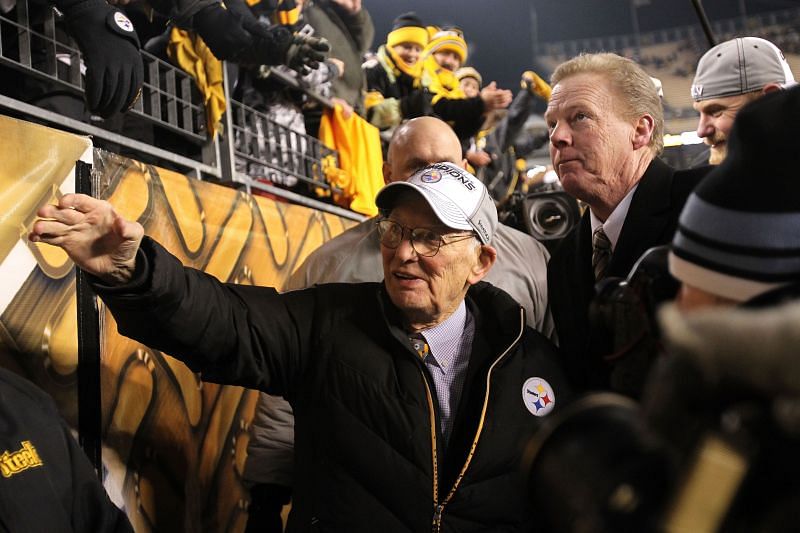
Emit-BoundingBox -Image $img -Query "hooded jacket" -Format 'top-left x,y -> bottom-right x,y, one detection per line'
94,237 -> 570,532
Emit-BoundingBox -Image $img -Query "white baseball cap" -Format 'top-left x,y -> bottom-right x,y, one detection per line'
375,162 -> 498,245
692,37 -> 797,101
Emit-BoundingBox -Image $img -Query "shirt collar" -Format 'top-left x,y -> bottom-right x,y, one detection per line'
418,301 -> 468,374
589,183 -> 639,251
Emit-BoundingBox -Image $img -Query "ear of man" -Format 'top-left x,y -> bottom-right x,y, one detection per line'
467,244 -> 497,285
382,161 -> 392,185
631,114 -> 655,151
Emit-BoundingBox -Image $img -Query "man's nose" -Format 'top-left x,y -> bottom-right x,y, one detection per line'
549,122 -> 571,148
395,237 -> 418,260
696,114 -> 714,138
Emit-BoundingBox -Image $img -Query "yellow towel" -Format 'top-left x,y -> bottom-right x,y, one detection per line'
167,27 -> 225,138
318,105 -> 384,216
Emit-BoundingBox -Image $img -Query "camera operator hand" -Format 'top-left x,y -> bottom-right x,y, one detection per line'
56,0 -> 143,117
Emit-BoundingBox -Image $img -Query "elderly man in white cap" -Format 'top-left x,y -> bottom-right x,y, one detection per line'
691,36 -> 796,164
30,163 -> 569,531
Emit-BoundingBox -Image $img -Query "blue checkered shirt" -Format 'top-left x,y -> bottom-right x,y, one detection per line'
414,301 -> 475,448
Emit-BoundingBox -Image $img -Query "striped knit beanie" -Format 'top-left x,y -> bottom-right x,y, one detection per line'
669,85 -> 800,302
425,26 -> 468,64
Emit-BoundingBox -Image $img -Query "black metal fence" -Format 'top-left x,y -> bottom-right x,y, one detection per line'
0,0 -> 358,220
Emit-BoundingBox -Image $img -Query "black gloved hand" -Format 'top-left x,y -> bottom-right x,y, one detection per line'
192,3 -> 294,67
59,0 -> 143,117
192,2 -> 254,61
284,33 -> 330,75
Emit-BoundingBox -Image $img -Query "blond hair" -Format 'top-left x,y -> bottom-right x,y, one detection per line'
551,53 -> 664,154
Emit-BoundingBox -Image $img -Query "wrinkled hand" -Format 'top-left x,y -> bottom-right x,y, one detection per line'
480,81 -> 513,112
62,0 -> 143,117
29,194 -> 144,285
285,34 -> 330,75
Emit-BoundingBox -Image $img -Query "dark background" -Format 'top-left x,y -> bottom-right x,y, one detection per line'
367,0 -> 796,93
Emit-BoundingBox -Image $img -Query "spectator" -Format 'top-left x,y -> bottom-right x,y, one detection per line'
458,68 -> 551,201
0,0 -> 143,119
244,116 -> 556,529
301,0 -> 374,134
420,27 -> 512,150
30,162 -> 570,531
545,53 -> 710,392
146,0 -> 330,70
363,12 -> 430,135
0,366 -> 133,532
232,0 -> 342,190
691,37 -> 796,165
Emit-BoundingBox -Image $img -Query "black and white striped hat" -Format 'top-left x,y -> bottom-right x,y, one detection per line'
669,86 -> 800,302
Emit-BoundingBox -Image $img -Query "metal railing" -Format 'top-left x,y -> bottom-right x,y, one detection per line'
0,0 -> 363,221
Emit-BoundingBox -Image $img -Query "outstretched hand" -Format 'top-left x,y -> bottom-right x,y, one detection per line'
29,194 -> 144,285
480,81 -> 513,112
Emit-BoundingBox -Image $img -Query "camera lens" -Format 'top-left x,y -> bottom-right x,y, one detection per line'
524,192 -> 580,241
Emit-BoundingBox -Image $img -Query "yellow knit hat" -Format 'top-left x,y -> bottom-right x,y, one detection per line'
386,12 -> 428,49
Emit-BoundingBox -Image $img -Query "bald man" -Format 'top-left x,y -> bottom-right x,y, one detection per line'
244,116 -> 553,529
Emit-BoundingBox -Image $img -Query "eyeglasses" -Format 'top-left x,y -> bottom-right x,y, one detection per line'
376,219 -> 475,257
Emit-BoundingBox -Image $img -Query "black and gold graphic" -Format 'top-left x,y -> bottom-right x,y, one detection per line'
0,115 -> 357,532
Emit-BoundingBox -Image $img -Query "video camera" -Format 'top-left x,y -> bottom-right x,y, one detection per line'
524,251 -> 800,532
497,167 -> 581,252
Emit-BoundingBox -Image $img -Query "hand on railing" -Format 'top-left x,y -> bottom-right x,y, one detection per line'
57,0 -> 143,117
285,33 -> 330,75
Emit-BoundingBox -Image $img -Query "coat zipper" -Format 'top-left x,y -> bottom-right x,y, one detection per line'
421,308 -> 526,533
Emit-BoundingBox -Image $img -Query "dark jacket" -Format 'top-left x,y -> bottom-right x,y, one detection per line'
302,0 -> 374,112
363,47 -> 432,127
547,158 -> 710,392
0,368 -> 132,533
95,238 -> 570,532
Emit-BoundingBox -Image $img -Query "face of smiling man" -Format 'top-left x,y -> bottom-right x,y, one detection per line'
380,190 -> 495,330
693,93 -> 759,165
545,72 -> 655,221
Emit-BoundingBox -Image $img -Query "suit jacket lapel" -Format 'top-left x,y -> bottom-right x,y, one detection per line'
609,159 -> 674,278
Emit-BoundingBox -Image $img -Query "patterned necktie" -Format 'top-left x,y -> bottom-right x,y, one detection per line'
592,226 -> 612,281
409,333 -> 429,360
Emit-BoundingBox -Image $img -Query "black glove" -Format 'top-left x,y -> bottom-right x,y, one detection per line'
192,3 -> 293,67
284,33 -> 330,75
192,2 -> 256,61
59,0 -> 143,117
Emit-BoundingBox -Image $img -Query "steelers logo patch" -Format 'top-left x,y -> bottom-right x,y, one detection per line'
114,12 -> 134,33
522,377 -> 555,417
420,169 -> 442,183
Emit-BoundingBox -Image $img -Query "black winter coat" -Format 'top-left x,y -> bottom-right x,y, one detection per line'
95,238 -> 571,532
0,368 -> 132,533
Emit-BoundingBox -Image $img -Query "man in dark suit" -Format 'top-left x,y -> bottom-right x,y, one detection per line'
544,53 -> 709,393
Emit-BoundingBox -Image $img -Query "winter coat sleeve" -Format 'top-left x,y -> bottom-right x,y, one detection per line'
91,237 -> 316,397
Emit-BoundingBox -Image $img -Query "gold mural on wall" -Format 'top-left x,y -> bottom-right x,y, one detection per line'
0,114 -> 357,532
